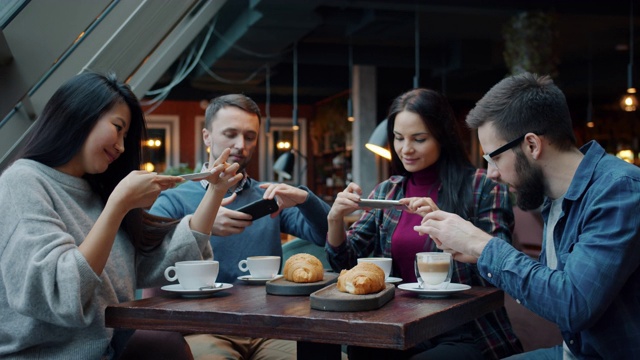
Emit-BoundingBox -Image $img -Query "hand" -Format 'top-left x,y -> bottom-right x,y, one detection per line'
440,249 -> 479,264
110,171 -> 183,212
327,182 -> 362,222
400,197 -> 439,217
203,148 -> 243,193
259,183 -> 309,217
413,210 -> 492,261
209,193 -> 253,236
326,182 -> 363,248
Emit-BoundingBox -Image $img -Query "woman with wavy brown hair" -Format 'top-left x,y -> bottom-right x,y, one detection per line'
326,88 -> 522,359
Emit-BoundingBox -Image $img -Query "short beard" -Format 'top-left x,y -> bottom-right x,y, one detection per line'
514,149 -> 545,211
211,151 -> 249,173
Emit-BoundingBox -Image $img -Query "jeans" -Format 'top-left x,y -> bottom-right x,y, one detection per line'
503,345 -> 563,360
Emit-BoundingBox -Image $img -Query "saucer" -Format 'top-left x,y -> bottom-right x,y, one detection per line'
161,283 -> 233,298
397,283 -> 471,298
237,274 -> 283,285
385,276 -> 403,284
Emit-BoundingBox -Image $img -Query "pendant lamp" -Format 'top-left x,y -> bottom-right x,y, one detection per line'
621,0 -> 638,111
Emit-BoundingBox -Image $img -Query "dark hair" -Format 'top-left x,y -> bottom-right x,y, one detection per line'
387,88 -> 474,217
20,72 -> 177,253
465,72 -> 575,150
205,94 -> 261,129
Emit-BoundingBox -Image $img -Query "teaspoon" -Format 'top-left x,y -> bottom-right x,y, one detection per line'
199,283 -> 223,291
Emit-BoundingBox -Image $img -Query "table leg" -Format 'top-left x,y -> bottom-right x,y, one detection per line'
297,341 -> 342,360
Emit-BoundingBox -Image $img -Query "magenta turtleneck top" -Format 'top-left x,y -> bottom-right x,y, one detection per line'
390,164 -> 440,282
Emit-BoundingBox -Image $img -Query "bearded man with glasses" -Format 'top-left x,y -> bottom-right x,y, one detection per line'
415,72 -> 640,359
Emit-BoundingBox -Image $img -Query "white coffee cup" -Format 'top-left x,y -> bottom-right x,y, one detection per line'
416,252 -> 452,289
238,256 -> 281,279
164,260 -> 219,290
357,257 -> 392,279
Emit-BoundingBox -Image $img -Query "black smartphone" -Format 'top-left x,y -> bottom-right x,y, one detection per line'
236,198 -> 279,220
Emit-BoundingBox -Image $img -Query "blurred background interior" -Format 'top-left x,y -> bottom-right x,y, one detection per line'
2,0 -> 639,202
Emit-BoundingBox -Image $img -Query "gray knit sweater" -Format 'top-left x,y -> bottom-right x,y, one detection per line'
0,159 -> 212,359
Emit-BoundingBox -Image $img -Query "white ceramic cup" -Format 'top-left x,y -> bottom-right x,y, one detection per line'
415,252 -> 452,289
164,260 -> 219,290
357,257 -> 392,279
238,256 -> 281,279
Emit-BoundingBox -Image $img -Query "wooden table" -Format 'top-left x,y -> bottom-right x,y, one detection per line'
106,284 -> 503,359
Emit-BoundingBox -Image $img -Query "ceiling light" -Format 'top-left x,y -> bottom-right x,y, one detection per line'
292,42 -> 299,130
347,44 -> 354,122
265,64 -> 271,133
365,119 -> 391,160
273,149 -> 307,181
616,149 -> 634,163
621,1 -> 637,112
273,152 -> 294,180
621,89 -> 638,111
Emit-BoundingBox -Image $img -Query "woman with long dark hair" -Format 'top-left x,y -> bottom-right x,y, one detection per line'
326,88 -> 522,359
0,72 -> 242,359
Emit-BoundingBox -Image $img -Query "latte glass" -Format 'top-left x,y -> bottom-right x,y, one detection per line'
415,252 -> 452,289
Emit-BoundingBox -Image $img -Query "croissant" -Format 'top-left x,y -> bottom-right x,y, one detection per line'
283,253 -> 324,283
337,262 -> 386,295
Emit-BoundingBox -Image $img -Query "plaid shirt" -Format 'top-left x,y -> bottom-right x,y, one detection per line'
327,168 -> 522,359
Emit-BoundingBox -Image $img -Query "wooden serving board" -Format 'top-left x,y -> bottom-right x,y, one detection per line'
309,283 -> 395,312
265,272 -> 338,296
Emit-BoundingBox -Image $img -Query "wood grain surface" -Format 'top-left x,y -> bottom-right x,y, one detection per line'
106,284 -> 503,351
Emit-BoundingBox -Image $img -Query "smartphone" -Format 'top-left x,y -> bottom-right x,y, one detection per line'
237,198 -> 279,220
358,199 -> 406,210
179,171 -> 212,181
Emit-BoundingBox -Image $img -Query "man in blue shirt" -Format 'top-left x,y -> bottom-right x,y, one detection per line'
150,94 -> 330,360
416,72 -> 640,359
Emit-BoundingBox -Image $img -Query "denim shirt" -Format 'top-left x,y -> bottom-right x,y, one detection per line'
478,141 -> 640,359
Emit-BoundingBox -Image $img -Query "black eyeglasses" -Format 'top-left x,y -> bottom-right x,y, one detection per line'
483,134 -> 526,166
